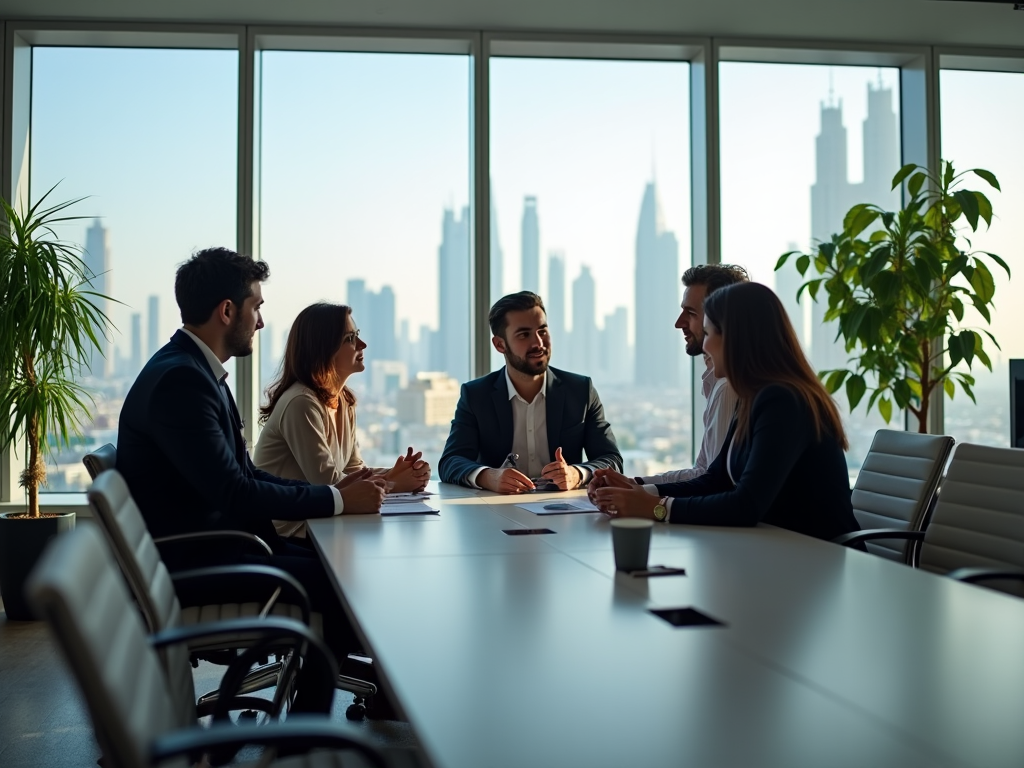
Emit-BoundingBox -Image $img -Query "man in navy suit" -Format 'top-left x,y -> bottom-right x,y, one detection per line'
117,247 -> 386,681
439,291 -> 622,493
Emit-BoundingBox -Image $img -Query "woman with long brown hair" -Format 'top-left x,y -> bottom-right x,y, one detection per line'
592,281 -> 859,542
254,302 -> 430,533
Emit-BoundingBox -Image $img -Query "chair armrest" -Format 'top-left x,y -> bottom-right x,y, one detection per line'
833,528 -> 925,548
155,530 -> 273,556
170,564 -> 311,624
150,616 -> 337,716
151,717 -> 388,768
947,567 -> 1024,585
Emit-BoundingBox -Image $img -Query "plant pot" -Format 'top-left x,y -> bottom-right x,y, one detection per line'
0,511 -> 76,620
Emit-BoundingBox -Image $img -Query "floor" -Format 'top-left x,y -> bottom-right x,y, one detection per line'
0,600 -> 420,767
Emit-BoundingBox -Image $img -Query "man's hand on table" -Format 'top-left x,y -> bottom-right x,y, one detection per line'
478,467 -> 535,494
541,447 -> 582,491
335,467 -> 386,513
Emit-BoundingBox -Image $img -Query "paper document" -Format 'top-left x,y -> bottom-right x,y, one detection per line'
381,501 -> 439,516
382,492 -> 434,505
517,499 -> 601,516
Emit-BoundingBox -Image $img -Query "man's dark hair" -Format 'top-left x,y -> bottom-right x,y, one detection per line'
174,247 -> 270,325
488,291 -> 546,339
681,264 -> 749,296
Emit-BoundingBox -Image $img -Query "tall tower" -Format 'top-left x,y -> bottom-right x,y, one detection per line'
600,306 -> 630,384
83,219 -> 111,377
129,312 -> 142,378
146,295 -> 160,360
547,251 -> 566,345
521,196 -> 539,293
571,265 -> 597,375
346,279 -> 369,328
862,80 -> 901,210
490,183 -> 504,302
810,98 -> 852,373
438,206 -> 471,382
634,181 -> 679,387
371,286 -> 397,361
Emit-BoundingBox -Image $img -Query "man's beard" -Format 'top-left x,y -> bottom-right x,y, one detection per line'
226,317 -> 255,358
507,347 -> 550,376
685,335 -> 704,357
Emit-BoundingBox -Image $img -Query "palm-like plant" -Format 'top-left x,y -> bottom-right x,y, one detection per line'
0,187 -> 113,516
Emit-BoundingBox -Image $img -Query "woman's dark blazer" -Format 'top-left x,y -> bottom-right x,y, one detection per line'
655,384 -> 859,542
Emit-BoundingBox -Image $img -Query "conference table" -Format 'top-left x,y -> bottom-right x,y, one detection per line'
308,483 -> 1024,768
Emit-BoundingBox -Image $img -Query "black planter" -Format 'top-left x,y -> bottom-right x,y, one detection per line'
0,511 -> 76,620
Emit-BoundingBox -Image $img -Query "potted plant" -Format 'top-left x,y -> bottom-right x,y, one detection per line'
0,187 -> 112,620
775,160 -> 1007,433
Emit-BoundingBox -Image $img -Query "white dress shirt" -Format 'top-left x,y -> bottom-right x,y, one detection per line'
181,328 -> 344,515
642,357 -> 738,510
468,368 -> 590,489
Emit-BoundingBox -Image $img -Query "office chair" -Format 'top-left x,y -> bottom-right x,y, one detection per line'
86,468 -> 378,719
26,525 -> 405,768
834,429 -> 954,563
837,443 -> 1024,597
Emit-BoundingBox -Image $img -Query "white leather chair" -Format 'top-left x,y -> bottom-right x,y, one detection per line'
835,429 -> 954,563
26,525 -> 406,768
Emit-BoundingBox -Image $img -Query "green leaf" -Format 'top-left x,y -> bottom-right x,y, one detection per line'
971,168 -> 1001,192
869,270 -> 900,306
845,206 -> 880,239
953,190 -> 980,231
891,163 -> 918,190
950,297 -> 964,322
948,333 -> 963,367
969,260 -> 996,303
796,254 -> 810,276
959,330 -> 976,367
981,251 -> 1011,279
974,192 -> 993,228
775,251 -> 797,271
944,378 -> 955,399
846,374 -> 867,410
892,378 -> 914,409
907,171 -> 926,199
824,369 -> 850,394
878,397 -> 893,424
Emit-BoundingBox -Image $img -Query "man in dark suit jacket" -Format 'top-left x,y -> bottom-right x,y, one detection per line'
117,248 -> 386,671
439,291 -> 622,493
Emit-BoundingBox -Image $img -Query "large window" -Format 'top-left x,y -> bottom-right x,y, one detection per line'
256,49 -> 471,473
29,45 -> 238,492
940,68 -> 1024,446
719,61 -> 903,475
489,55 -> 692,478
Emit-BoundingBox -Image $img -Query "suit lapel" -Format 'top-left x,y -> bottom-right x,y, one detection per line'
491,369 -> 514,462
545,368 -> 564,454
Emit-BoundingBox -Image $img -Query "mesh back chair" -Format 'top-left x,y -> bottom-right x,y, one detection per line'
836,430 -> 954,563
86,469 -> 377,718
841,443 -> 1024,597
27,525 -> 395,768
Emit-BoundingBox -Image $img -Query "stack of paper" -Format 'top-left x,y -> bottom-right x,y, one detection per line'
381,492 -> 439,516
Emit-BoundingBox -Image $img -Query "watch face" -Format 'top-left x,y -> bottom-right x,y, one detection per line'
654,504 -> 667,521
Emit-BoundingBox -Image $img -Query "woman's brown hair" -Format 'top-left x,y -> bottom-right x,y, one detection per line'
703,281 -> 847,450
259,302 -> 356,425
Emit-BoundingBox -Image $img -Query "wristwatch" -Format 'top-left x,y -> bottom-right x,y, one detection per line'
653,497 -> 669,522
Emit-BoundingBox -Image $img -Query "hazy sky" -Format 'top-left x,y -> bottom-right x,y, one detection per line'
28,46 -> 1023,403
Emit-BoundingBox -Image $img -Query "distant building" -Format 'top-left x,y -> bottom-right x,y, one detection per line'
83,219 -> 111,378
547,251 -> 566,344
600,306 -> 631,384
129,312 -> 142,377
490,183 -> 504,302
810,82 -> 899,372
370,360 -> 408,397
438,206 -> 471,383
146,294 -> 160,360
521,196 -> 539,293
397,372 -> 460,426
634,181 -> 680,387
570,265 -> 598,374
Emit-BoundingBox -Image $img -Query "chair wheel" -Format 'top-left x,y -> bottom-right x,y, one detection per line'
346,703 -> 366,721
239,709 -> 259,720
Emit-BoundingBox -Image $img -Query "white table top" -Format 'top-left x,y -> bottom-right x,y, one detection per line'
308,483 -> 1024,768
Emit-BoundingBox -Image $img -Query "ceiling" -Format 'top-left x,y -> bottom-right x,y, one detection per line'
0,0 -> 1020,49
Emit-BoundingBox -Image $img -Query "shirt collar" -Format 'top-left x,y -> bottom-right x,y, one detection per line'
181,327 -> 229,383
505,366 -> 547,403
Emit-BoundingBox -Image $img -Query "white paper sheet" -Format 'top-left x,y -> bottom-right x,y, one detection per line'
516,499 -> 602,515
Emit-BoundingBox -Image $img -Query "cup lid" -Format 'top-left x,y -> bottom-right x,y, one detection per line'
610,518 -> 654,529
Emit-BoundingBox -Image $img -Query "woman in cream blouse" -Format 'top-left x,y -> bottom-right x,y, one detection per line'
254,302 -> 430,536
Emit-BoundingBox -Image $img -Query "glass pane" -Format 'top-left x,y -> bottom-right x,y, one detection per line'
490,57 -> 692,478
257,51 -> 471,474
29,47 -> 238,492
940,69 -> 1024,447
719,62 -> 903,478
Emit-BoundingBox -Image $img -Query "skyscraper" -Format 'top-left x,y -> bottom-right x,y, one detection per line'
370,285 -> 397,361
147,294 -> 160,360
83,219 -> 111,377
571,265 -> 598,375
438,206 -> 471,383
810,82 -> 899,373
347,279 -> 368,327
600,306 -> 630,384
547,251 -> 566,344
634,181 -> 680,387
129,312 -> 142,378
521,196 -> 539,293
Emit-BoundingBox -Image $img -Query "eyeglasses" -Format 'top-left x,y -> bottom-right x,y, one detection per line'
342,330 -> 362,345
